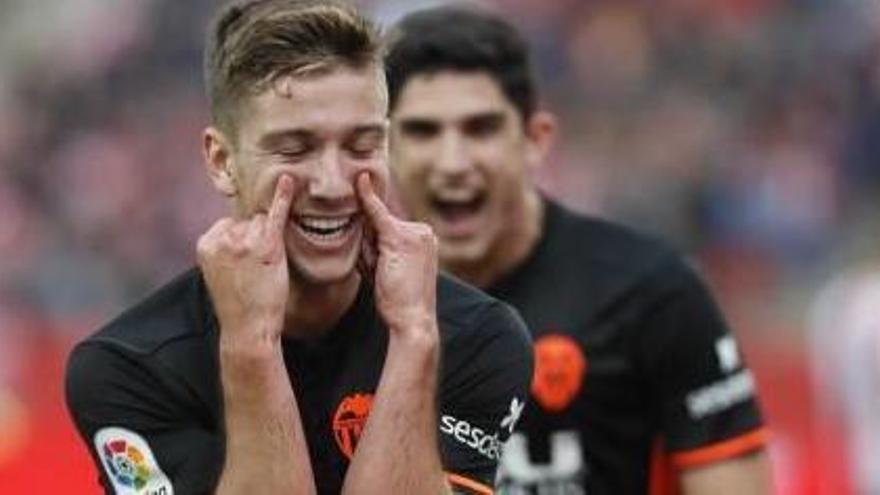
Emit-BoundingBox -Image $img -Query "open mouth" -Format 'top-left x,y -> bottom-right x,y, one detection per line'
430,192 -> 487,222
294,214 -> 357,241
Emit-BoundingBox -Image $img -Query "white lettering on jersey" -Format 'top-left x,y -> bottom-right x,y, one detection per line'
715,335 -> 741,373
440,414 -> 502,460
686,369 -> 756,419
497,431 -> 586,494
93,427 -> 173,495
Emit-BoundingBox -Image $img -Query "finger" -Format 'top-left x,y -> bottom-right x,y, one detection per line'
268,174 -> 294,239
204,217 -> 236,238
245,213 -> 267,246
356,172 -> 395,234
357,223 -> 378,277
356,243 -> 375,282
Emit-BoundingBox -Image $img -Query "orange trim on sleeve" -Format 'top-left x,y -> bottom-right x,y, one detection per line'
670,427 -> 769,469
649,438 -> 680,495
446,473 -> 494,495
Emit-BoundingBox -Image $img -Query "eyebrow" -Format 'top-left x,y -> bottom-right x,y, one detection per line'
463,111 -> 506,124
349,123 -> 388,136
257,123 -> 387,148
398,110 -> 507,126
257,129 -> 313,150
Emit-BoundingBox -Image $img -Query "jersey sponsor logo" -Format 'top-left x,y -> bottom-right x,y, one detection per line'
497,431 -> 586,494
686,369 -> 756,419
332,393 -> 373,460
715,335 -> 741,373
531,334 -> 587,412
501,397 -> 525,434
439,414 -> 502,461
93,427 -> 173,495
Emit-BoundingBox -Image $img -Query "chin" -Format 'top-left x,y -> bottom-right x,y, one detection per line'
438,238 -> 491,269
288,256 -> 359,286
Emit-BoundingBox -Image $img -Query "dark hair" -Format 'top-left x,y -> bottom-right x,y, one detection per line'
385,5 -> 537,121
205,0 -> 382,134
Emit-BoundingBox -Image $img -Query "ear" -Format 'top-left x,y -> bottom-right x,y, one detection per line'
524,110 -> 558,172
202,126 -> 238,196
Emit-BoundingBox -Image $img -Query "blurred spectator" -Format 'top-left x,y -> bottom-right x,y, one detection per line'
810,262 -> 880,494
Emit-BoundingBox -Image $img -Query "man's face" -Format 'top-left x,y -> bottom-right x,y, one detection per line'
221,66 -> 389,285
390,72 -> 534,267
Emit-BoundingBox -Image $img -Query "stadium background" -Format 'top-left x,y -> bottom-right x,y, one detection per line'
0,0 -> 876,492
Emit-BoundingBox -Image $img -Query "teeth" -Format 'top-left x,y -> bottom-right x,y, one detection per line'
434,194 -> 479,203
299,216 -> 351,230
295,215 -> 355,240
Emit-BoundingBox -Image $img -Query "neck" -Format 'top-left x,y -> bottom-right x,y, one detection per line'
282,272 -> 361,340
446,188 -> 544,289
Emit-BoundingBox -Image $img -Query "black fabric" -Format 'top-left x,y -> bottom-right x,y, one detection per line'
66,269 -> 533,495
491,199 -> 764,495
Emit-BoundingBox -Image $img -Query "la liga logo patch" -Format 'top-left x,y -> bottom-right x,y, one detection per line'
102,438 -> 149,489
94,427 -> 173,494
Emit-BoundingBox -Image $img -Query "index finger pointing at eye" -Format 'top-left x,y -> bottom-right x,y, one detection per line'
269,175 -> 294,237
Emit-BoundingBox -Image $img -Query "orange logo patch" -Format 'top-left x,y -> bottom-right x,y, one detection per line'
332,393 -> 373,459
531,334 -> 587,412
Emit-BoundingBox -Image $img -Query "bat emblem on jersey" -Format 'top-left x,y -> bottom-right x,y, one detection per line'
332,393 -> 373,460
531,334 -> 587,412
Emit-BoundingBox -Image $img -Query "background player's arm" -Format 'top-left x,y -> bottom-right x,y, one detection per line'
199,177 -> 316,494
640,257 -> 771,494
680,450 -> 773,495
341,174 -> 448,493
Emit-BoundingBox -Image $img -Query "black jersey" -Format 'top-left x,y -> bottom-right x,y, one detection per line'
492,200 -> 766,495
66,269 -> 532,495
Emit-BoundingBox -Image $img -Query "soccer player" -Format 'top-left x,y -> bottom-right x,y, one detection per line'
386,6 -> 772,495
65,1 -> 532,494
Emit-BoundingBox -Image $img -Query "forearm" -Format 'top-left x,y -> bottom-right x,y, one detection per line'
342,327 -> 447,494
216,342 -> 316,495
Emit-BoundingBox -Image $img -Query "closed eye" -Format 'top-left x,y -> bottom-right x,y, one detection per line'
275,145 -> 313,161
259,129 -> 316,163
346,127 -> 386,158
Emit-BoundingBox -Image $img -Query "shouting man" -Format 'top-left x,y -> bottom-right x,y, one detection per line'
387,6 -> 772,495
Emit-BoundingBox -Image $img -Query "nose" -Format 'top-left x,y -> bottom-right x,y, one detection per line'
435,130 -> 470,177
307,147 -> 351,201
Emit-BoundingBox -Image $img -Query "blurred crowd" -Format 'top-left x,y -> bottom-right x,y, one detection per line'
1,0 -> 879,492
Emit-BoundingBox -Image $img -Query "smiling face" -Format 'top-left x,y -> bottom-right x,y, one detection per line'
204,65 -> 389,286
390,72 -> 543,278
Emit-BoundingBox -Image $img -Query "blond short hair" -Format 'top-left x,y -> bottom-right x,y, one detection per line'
205,0 -> 382,134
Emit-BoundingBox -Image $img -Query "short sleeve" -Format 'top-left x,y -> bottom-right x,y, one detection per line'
66,342 -> 223,494
637,258 -> 766,469
438,302 -> 534,493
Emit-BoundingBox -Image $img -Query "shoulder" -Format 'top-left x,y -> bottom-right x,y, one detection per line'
437,274 -> 529,341
552,200 -> 677,272
542,199 -> 701,299
66,268 -> 218,422
79,267 -> 213,356
436,274 -> 532,369
435,275 -> 533,409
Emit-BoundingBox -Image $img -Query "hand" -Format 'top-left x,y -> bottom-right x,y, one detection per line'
356,173 -> 439,339
197,175 -> 295,349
